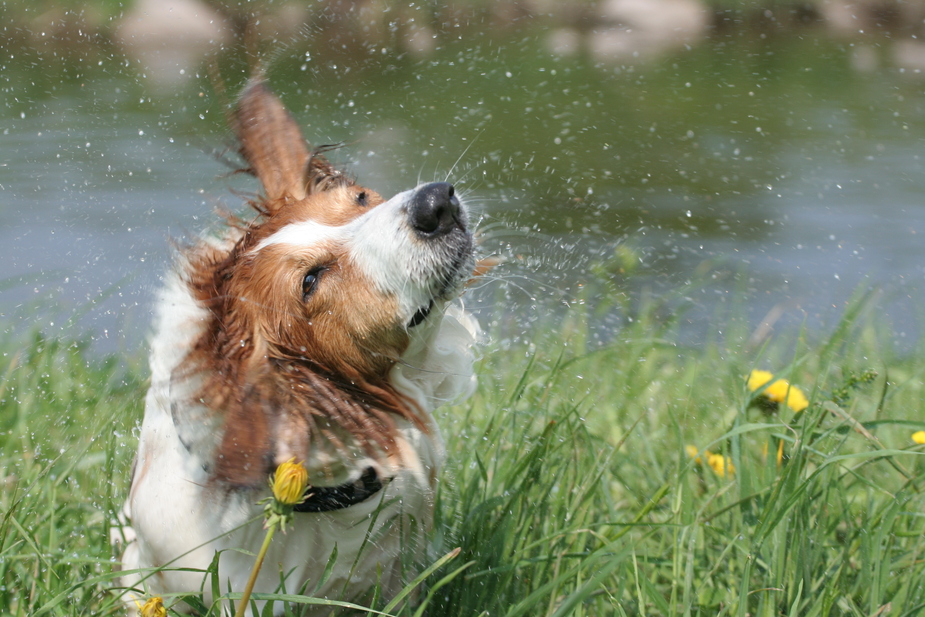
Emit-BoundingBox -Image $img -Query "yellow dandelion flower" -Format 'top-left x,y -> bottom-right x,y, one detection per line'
138,597 -> 167,617
764,380 -> 809,412
913,431 -> 925,444
686,445 -> 734,477
747,369 -> 809,412
706,452 -> 735,477
272,458 -> 309,506
238,459 -> 311,617
747,369 -> 775,392
685,444 -> 702,463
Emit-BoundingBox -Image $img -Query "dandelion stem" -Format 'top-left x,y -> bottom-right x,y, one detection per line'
234,521 -> 277,617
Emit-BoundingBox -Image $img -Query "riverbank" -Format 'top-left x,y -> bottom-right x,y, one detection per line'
9,0 -> 925,64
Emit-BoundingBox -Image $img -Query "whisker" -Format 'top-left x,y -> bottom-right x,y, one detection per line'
448,164 -> 484,190
444,131 -> 483,183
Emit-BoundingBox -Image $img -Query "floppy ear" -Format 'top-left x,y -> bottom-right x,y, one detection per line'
234,79 -> 353,209
233,79 -> 311,206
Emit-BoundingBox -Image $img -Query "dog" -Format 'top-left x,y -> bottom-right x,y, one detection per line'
116,78 -> 481,615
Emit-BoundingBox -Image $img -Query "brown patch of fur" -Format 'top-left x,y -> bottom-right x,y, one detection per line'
251,185 -> 387,237
176,80 -> 424,490
233,79 -> 312,204
233,79 -> 384,224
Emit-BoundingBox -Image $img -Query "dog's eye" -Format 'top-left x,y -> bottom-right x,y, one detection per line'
302,268 -> 324,300
356,191 -> 368,207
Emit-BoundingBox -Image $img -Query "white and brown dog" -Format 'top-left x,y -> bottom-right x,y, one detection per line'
116,79 -> 481,614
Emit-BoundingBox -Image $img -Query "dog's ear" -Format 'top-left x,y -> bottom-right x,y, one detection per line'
233,79 -> 312,206
234,79 -> 353,210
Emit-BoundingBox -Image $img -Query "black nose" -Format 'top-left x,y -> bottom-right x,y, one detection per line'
409,182 -> 463,235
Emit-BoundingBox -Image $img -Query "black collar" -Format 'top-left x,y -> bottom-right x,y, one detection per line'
294,467 -> 384,513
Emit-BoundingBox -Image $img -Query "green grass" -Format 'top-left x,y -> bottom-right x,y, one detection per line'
3,283 -> 925,616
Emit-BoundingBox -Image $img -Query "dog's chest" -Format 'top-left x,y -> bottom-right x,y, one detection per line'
129,391 -> 438,607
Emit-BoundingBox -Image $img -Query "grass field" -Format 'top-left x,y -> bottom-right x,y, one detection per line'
2,282 -> 925,616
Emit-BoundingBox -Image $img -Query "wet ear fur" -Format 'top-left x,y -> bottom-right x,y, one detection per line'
233,78 -> 351,211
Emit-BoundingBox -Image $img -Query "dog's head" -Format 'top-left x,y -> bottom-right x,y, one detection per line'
177,80 -> 476,487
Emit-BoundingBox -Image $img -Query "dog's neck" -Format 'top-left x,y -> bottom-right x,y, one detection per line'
202,356 -> 415,489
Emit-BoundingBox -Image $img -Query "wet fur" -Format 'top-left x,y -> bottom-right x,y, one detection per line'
116,79 -> 480,614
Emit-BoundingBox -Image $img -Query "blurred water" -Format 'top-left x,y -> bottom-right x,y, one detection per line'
1,29 -> 923,352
